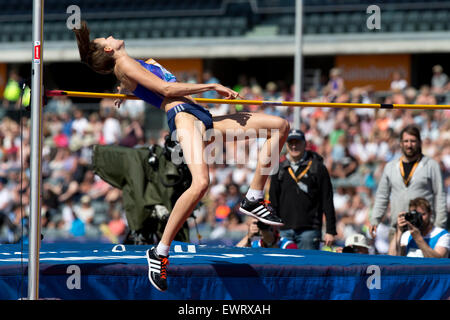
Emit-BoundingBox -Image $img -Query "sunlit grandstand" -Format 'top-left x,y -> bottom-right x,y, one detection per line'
0,0 -> 449,301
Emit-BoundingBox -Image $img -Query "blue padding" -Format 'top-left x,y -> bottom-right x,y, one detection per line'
0,242 -> 449,300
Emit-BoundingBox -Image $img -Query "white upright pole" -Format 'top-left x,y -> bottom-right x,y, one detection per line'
294,0 -> 303,129
28,0 -> 44,300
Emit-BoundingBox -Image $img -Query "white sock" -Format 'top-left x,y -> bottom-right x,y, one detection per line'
156,242 -> 170,257
245,189 -> 264,201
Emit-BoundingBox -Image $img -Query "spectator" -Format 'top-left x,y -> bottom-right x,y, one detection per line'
263,81 -> 282,117
375,109 -> 391,132
231,163 -> 250,186
232,74 -> 248,94
57,170 -> 81,203
415,85 -> 436,105
0,177 -> 13,215
333,186 -> 350,216
88,174 -> 114,201
326,68 -> 345,102
335,233 -> 370,254
60,112 -> 74,138
386,88 -> 407,105
236,217 -> 297,249
370,125 -> 448,239
0,186 -> 17,242
390,71 -> 407,91
48,147 -> 77,180
208,194 -> 233,241
337,193 -> 370,239
373,217 -> 391,254
70,211 -> 85,237
248,84 -> 264,112
269,129 -> 337,250
213,193 -> 231,223
201,70 -> 220,108
208,102 -> 229,117
119,119 -> 144,148
225,183 -> 242,210
388,197 -> 449,258
264,81 -> 280,101
330,136 -> 359,181
107,209 -> 127,238
52,127 -> 69,149
102,108 -> 122,145
61,199 -> 75,232
74,195 -> 95,225
404,86 -> 418,104
431,65 -> 448,95
71,109 -> 89,135
88,112 -> 105,144
2,70 -> 22,109
117,97 -> 145,120
45,96 -> 74,115
222,210 -> 248,242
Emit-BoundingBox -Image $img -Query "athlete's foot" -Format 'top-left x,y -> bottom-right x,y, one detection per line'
146,247 -> 169,292
239,198 -> 284,226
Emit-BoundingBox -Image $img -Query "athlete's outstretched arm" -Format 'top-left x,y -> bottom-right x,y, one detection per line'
114,83 -> 131,108
119,58 -> 239,99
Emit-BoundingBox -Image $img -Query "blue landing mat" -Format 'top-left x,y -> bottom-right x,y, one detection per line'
0,242 -> 449,300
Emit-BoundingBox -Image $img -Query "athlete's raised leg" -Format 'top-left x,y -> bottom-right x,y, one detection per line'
212,112 -> 289,225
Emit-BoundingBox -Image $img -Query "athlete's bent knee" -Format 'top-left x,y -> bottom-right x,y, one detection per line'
274,118 -> 289,139
190,177 -> 210,197
281,119 -> 290,137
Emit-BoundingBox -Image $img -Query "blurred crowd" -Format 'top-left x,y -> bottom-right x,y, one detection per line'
0,65 -> 449,255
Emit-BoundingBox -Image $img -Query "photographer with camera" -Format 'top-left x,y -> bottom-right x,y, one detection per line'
388,197 -> 450,258
236,217 -> 298,249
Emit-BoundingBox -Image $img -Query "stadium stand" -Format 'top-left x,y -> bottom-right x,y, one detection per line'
1,0 -> 450,43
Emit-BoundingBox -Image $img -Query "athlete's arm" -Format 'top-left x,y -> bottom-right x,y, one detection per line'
114,84 -> 130,108
119,58 -> 239,99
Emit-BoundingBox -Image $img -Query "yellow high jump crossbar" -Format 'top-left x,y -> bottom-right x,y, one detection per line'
46,90 -> 450,110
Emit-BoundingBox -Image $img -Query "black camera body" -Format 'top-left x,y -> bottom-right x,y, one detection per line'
256,221 -> 270,231
402,210 -> 423,231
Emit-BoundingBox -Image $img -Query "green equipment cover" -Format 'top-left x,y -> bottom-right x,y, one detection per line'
92,143 -> 191,244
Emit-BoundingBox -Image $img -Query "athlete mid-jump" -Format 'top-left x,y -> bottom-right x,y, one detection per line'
73,21 -> 288,292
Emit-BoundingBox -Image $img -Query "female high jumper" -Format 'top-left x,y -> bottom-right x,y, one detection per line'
74,21 -> 289,292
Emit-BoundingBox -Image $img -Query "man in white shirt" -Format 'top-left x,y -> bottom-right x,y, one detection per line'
431,64 -> 448,94
71,109 -> 89,135
390,71 -> 407,91
102,109 -> 122,145
388,197 -> 450,258
0,177 -> 12,214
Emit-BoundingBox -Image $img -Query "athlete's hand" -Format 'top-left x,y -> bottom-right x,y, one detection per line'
214,84 -> 243,100
114,86 -> 124,108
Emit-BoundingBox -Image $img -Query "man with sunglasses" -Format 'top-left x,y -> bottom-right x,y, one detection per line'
268,129 -> 337,250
